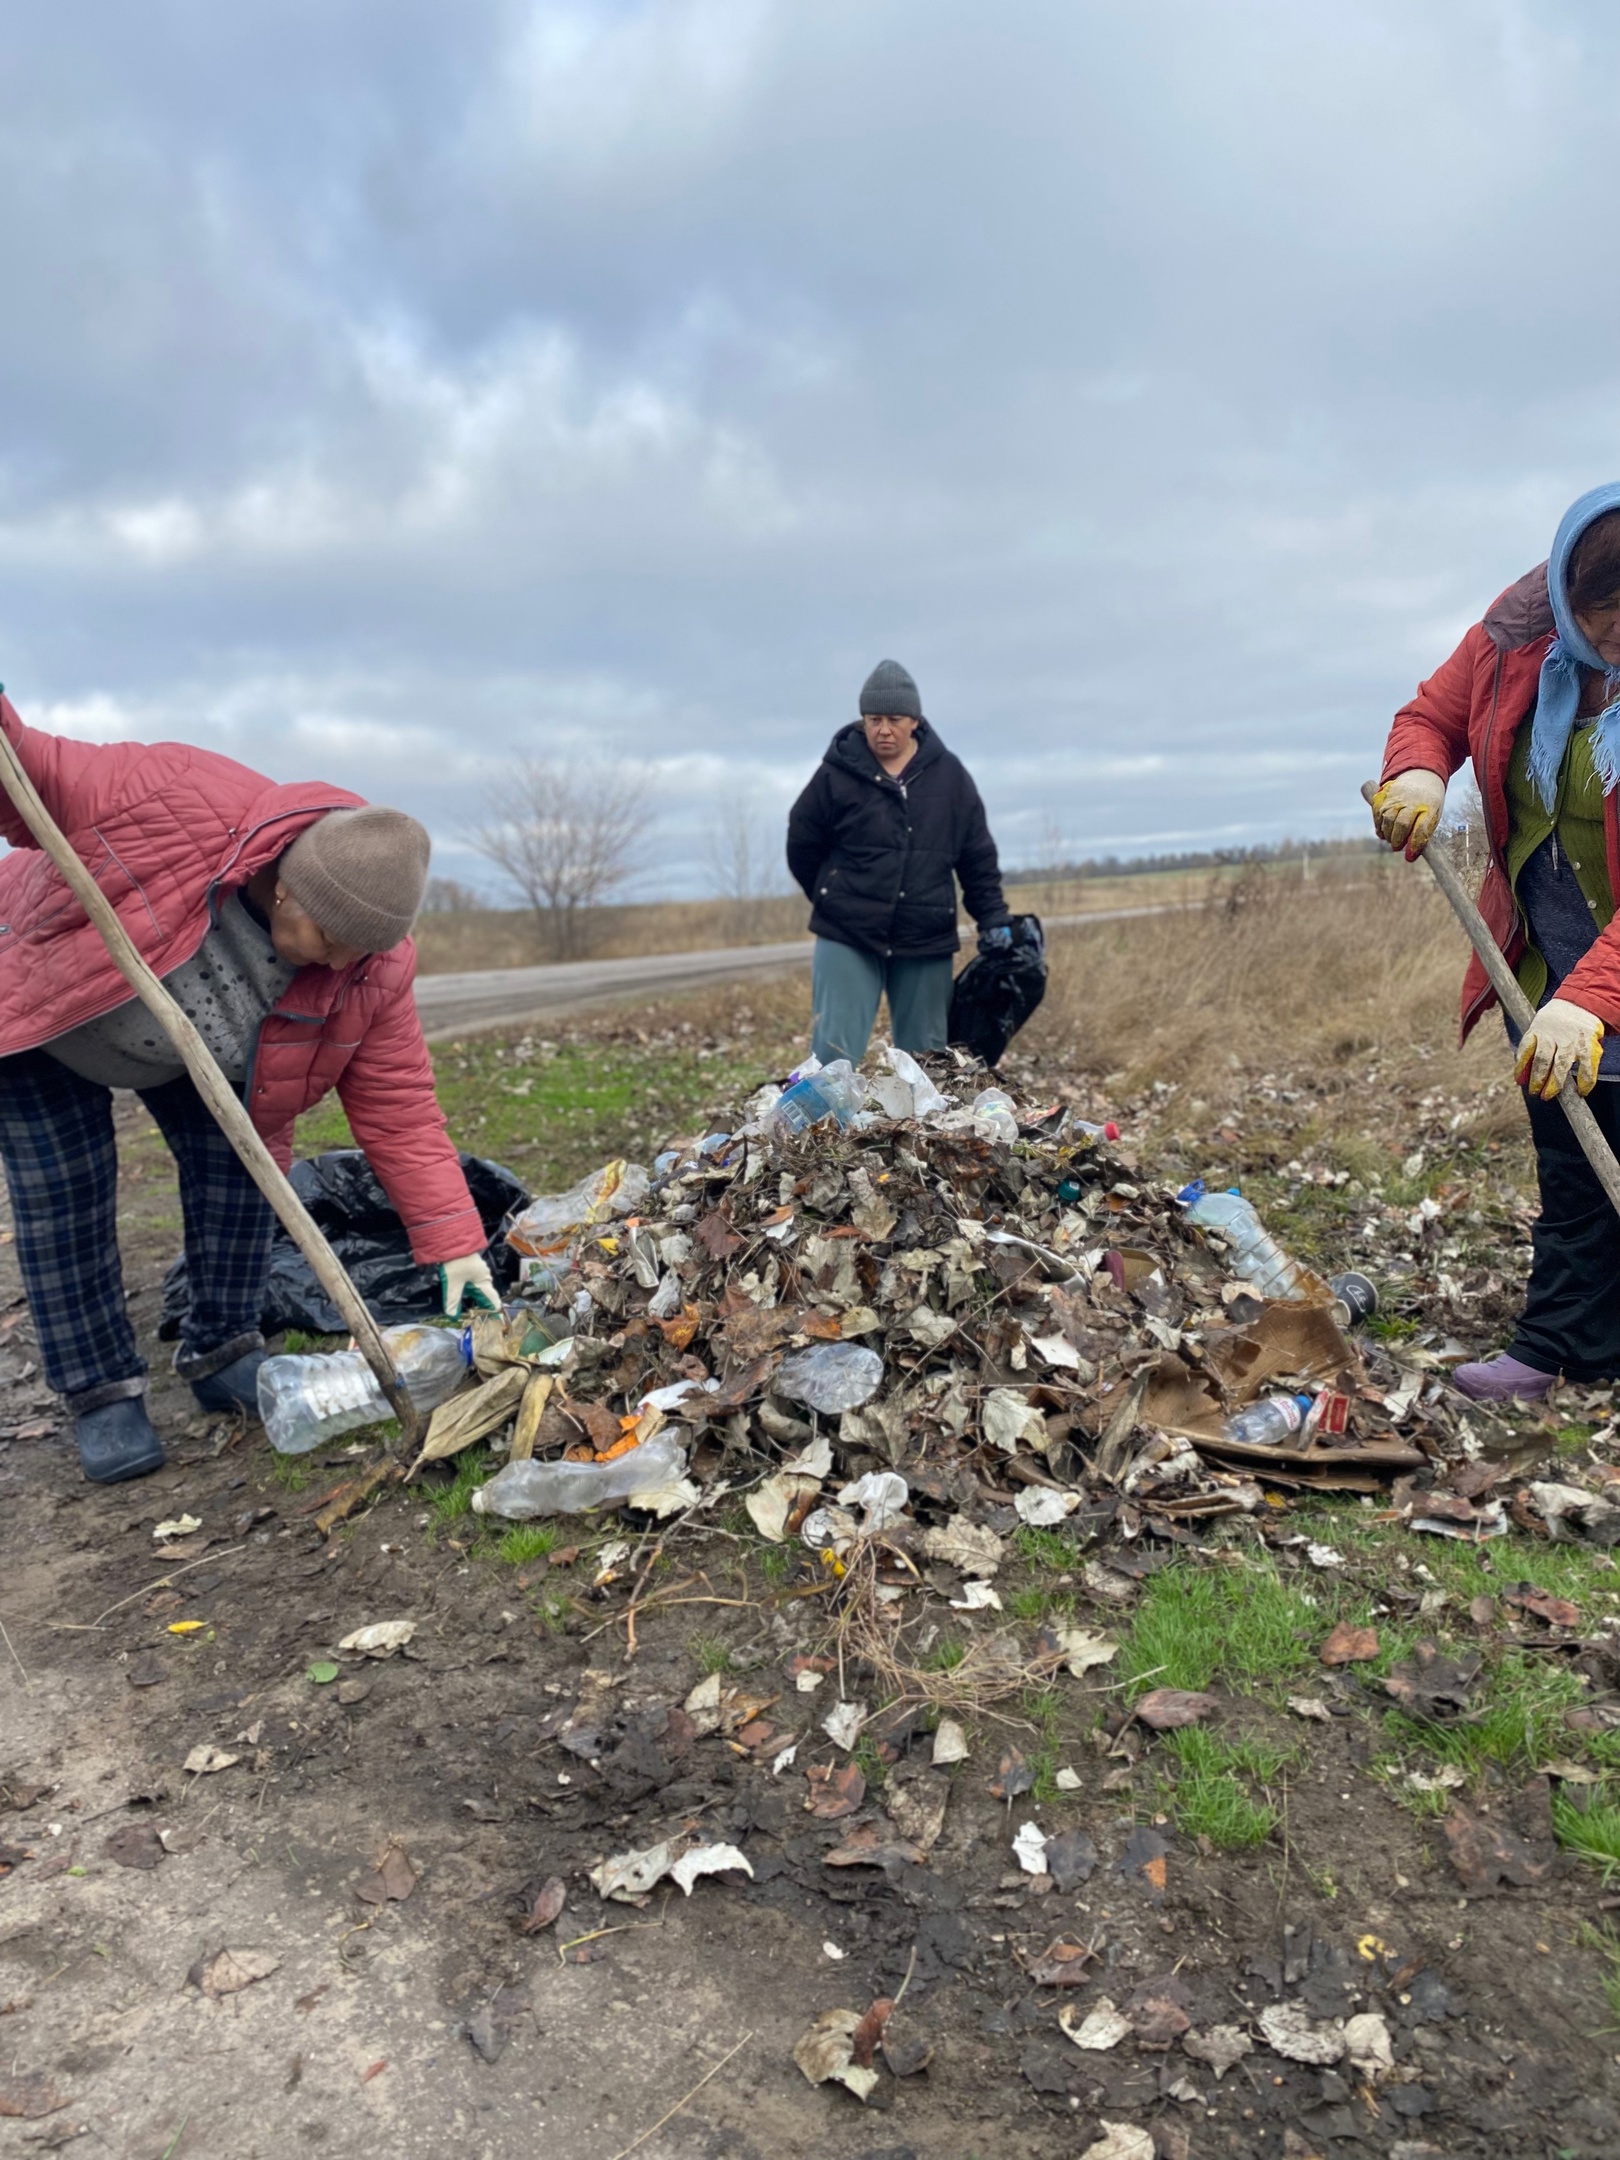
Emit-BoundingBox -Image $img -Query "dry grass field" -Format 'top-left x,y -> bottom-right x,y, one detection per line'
410,861 -> 1270,972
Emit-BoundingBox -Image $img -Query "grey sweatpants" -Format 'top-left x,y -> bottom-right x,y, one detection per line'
809,938 -> 954,1066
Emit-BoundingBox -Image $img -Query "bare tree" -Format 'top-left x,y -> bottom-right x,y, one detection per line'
704,792 -> 787,935
421,875 -> 484,915
470,759 -> 655,958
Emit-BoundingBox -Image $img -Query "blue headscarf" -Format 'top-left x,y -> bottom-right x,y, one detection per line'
1527,481 -> 1620,811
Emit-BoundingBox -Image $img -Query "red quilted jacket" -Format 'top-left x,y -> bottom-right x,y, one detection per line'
1380,563 -> 1620,1041
0,694 -> 484,1264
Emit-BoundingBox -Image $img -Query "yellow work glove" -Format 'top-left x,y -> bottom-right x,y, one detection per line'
439,1252 -> 500,1315
1370,769 -> 1446,858
1515,998 -> 1604,1100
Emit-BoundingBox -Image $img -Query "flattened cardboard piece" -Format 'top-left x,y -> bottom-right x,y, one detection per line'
1202,1301 -> 1359,1400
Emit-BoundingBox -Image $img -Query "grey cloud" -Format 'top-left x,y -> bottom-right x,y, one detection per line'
0,0 -> 1617,891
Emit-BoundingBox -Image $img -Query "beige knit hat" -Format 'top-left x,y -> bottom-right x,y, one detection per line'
280,806 -> 431,954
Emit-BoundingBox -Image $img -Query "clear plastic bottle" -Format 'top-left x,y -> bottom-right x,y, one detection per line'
258,1325 -> 472,1454
769,1058 -> 866,1135
1073,1118 -> 1120,1141
1223,1393 -> 1312,1446
1184,1191 -> 1319,1301
470,1435 -> 686,1519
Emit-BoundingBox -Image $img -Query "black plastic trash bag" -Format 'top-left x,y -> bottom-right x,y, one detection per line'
947,913 -> 1047,1068
159,1150 -> 532,1340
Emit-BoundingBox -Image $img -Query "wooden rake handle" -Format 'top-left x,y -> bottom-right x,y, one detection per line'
0,725 -> 422,1446
1362,778 -> 1620,1225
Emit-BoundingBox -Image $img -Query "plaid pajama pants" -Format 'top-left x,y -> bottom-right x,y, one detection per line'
0,1050 -> 275,1407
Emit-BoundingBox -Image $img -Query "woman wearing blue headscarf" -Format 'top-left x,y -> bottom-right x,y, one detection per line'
1374,483 -> 1620,1401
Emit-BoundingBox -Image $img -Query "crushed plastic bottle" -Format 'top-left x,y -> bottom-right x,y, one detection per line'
1222,1393 -> 1313,1447
768,1058 -> 866,1136
775,1340 -> 885,1414
505,1158 -> 651,1261
258,1324 -> 472,1454
470,1434 -> 687,1519
1183,1190 -> 1320,1301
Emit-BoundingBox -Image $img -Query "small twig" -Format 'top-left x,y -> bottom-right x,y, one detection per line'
555,1920 -> 657,1963
602,2031 -> 754,2160
61,1543 -> 250,1632
0,1612 -> 31,1692
891,1941 -> 918,2010
621,1515 -> 684,1660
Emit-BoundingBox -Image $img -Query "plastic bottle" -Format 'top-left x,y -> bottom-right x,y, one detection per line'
1183,1190 -> 1319,1301
258,1325 -> 473,1454
1073,1118 -> 1120,1142
470,1435 -> 686,1519
769,1058 -> 866,1135
1223,1393 -> 1312,1446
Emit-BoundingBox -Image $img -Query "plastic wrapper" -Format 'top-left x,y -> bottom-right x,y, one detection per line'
160,1151 -> 530,1340
865,1046 -> 949,1122
776,1341 -> 885,1414
505,1158 -> 651,1260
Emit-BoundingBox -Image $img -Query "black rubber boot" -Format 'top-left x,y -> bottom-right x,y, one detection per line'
190,1347 -> 268,1417
74,1397 -> 166,1484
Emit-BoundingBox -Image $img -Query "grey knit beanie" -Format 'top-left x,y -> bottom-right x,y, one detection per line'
280,806 -> 431,953
859,658 -> 922,719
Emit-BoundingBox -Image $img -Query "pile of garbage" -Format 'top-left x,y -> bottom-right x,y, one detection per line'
266,1044 -> 1547,1539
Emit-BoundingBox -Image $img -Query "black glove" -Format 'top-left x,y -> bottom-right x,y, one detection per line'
978,924 -> 1013,953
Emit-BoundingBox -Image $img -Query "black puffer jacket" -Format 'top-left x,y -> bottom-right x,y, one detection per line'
786,720 -> 1009,960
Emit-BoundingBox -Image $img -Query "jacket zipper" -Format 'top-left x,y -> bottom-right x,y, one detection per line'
887,773 -> 911,960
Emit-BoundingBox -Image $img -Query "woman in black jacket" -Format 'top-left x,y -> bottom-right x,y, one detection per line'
786,659 -> 1010,1064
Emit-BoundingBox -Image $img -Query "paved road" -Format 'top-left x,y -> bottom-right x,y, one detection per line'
413,902 -> 1185,1039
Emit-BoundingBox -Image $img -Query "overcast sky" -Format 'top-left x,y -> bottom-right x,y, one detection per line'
0,0 -> 1614,896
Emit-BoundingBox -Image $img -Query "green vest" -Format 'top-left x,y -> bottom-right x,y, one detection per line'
1504,720 -> 1614,1006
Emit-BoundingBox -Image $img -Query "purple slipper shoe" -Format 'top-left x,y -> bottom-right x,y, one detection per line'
1451,1353 -> 1557,1403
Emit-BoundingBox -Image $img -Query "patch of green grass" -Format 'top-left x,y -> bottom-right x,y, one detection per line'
1162,1728 -> 1282,1849
1383,1652 -> 1587,1783
923,1635 -> 968,1672
1015,1525 -> 1079,1571
1118,1556 -> 1325,1697
496,1522 -> 561,1567
852,1731 -> 888,1789
691,1635 -> 733,1676
1555,1790 -> 1620,1883
1575,1920 -> 1620,2026
417,1450 -> 495,1530
1017,1683 -> 1065,1803
1008,1584 -> 1054,1623
1366,1313 -> 1420,1343
756,1542 -> 799,1587
269,1451 -> 326,1494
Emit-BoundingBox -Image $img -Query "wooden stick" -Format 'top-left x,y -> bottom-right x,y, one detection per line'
0,726 -> 420,1444
1363,780 -> 1620,1224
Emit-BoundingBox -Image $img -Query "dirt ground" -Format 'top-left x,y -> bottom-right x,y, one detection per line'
6,1022 -> 1620,2160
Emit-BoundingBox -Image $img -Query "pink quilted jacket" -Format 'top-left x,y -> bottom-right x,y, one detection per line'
0,694 -> 484,1264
